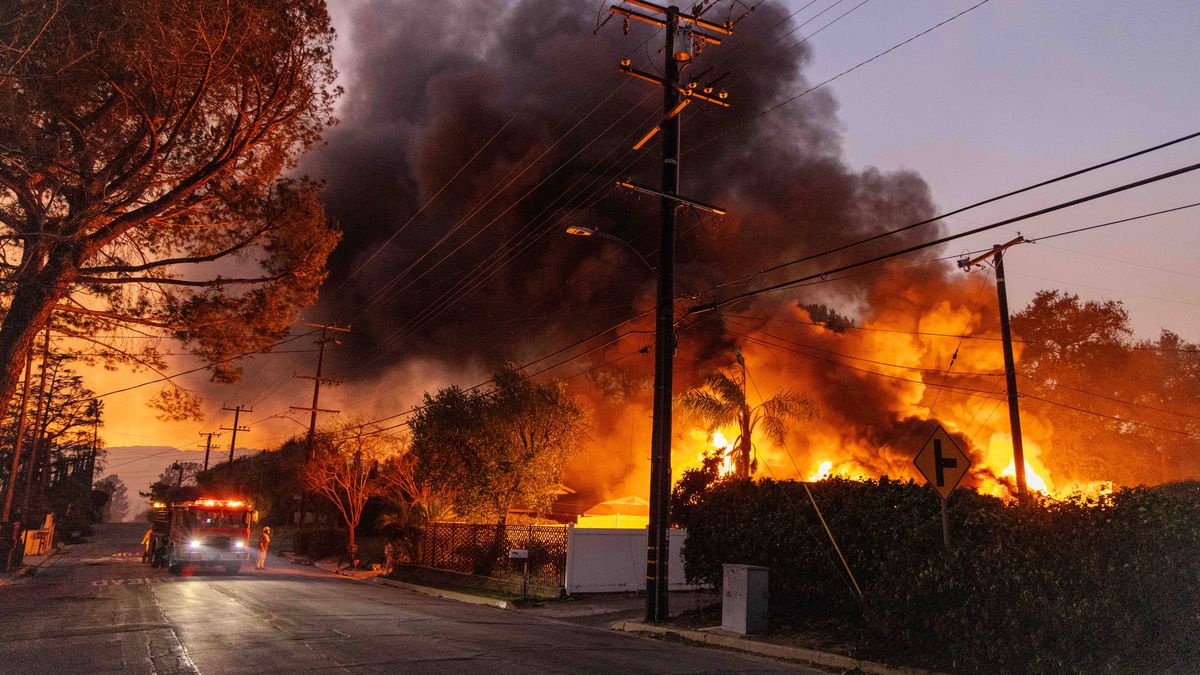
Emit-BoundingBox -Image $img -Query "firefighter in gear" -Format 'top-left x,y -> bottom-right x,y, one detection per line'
256,526 -> 271,569
140,528 -> 154,563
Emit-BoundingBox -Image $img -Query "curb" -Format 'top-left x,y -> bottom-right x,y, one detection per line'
0,547 -> 58,586
611,621 -> 940,675
375,577 -> 515,610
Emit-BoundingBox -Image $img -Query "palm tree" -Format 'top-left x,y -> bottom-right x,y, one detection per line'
677,366 -> 816,478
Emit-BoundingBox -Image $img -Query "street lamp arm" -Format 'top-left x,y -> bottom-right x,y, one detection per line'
563,227 -> 656,273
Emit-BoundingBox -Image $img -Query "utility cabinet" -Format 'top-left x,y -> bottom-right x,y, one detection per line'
721,563 -> 769,634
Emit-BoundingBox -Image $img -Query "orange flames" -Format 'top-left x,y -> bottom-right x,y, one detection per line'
582,270 -> 1135,507
693,430 -> 737,478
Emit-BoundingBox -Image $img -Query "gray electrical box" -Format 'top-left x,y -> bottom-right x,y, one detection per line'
721,563 -> 769,634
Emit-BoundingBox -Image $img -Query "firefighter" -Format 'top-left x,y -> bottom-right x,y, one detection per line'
383,538 -> 397,574
140,528 -> 154,563
256,526 -> 271,570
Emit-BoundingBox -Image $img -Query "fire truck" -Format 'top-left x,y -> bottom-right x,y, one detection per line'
150,498 -> 254,574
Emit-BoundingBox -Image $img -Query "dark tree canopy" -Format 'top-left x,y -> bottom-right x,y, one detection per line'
410,363 -> 587,526
1012,290 -> 1200,484
0,0 -> 341,420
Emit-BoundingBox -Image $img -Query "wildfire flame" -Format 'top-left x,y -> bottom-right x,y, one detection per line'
808,460 -> 833,481
1002,460 -> 1049,494
695,430 -> 737,478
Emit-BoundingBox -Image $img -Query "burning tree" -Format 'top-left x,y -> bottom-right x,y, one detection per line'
678,369 -> 816,478
409,363 -> 587,527
0,0 -> 341,420
302,421 -> 405,561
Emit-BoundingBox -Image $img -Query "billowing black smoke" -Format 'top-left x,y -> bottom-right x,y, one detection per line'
303,0 -> 940,376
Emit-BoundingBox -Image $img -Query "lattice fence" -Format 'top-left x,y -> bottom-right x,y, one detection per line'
401,522 -> 569,588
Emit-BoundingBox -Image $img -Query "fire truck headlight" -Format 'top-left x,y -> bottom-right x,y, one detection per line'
190,540 -> 201,548
234,541 -> 244,549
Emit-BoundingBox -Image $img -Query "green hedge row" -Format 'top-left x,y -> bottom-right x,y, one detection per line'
682,477 -> 1200,673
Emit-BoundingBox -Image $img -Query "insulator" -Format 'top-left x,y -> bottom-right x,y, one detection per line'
717,89 -> 729,100
687,81 -> 698,89
619,56 -> 632,68
672,25 -> 694,62
702,85 -> 714,94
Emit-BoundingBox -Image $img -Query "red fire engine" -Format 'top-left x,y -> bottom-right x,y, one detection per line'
151,498 -> 254,574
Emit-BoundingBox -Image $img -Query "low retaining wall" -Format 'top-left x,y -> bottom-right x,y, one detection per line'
390,563 -> 561,599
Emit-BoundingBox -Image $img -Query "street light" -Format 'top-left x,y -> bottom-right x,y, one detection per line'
564,226 -> 655,273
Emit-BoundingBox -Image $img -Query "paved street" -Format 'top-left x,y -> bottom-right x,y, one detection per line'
0,524 -> 818,673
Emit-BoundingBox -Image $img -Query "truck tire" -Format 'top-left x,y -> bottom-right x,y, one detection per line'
168,562 -> 183,575
224,562 -> 240,575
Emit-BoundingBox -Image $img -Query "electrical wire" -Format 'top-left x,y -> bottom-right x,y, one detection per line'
688,0 -> 995,156
690,160 -> 1200,314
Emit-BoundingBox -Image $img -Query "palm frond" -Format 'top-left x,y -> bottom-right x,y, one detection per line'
704,371 -> 746,409
759,414 -> 789,447
761,390 -> 817,422
677,389 -> 739,427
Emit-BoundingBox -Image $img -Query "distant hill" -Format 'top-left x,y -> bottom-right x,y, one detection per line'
97,445 -> 262,521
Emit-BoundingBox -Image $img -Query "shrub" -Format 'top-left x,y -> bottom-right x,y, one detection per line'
293,526 -> 347,560
682,478 -> 1200,673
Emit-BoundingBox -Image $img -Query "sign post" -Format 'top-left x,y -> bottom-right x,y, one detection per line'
509,548 -> 529,597
913,425 -> 971,549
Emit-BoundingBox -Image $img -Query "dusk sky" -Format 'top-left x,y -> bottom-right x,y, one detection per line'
98,0 -> 1200,507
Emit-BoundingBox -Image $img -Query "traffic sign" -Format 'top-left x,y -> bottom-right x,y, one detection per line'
914,425 -> 971,500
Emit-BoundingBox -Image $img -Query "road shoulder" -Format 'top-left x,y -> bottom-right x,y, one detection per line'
612,620 -> 943,675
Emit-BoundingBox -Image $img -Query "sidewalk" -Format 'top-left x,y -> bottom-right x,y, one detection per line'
0,548 -> 57,586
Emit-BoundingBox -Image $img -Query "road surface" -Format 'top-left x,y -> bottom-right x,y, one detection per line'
0,523 -> 820,673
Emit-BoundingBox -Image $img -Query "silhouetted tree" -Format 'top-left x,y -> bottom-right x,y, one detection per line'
94,474 -> 128,522
678,369 -> 816,478
0,0 -> 341,422
303,421 -> 405,561
410,363 -> 587,527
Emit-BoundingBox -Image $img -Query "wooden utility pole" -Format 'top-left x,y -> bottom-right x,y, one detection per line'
1,349 -> 34,522
220,405 -> 251,474
290,323 -> 349,456
290,323 -> 348,526
959,236 -> 1028,504
199,432 -> 221,471
606,0 -> 731,625
85,399 -> 100,493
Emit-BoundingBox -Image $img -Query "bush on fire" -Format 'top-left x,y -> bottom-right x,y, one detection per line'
682,477 -> 1200,673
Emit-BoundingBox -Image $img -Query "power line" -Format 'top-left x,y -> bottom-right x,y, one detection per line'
63,330 -> 317,405
701,130 -> 1200,294
689,0 -> 994,156
728,328 -> 1005,398
1021,393 -> 1199,440
725,319 -> 1003,376
689,159 -> 1200,315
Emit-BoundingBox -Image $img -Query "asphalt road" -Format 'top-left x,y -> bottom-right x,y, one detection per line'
0,523 -> 820,674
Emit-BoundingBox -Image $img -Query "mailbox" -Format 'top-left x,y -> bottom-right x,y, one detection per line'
508,548 -> 529,560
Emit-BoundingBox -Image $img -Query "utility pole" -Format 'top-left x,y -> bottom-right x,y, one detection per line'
85,399 -> 100,492
290,323 -> 348,526
959,236 -> 1028,505
290,323 -> 349,456
2,349 -> 34,522
199,432 -> 221,471
606,0 -> 731,624
220,405 -> 251,474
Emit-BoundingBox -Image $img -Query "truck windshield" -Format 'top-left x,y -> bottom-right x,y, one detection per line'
184,509 -> 248,529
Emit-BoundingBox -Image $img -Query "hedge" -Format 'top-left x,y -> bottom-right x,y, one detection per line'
682,477 -> 1200,673
292,526 -> 347,560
